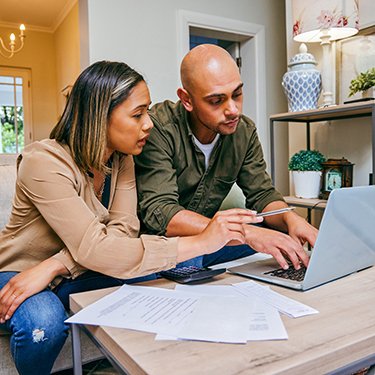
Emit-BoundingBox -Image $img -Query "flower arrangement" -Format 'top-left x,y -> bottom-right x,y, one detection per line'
348,67 -> 375,98
288,150 -> 326,171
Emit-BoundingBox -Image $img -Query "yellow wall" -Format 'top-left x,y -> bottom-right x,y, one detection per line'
54,2 -> 80,116
0,26 -> 57,141
0,3 -> 80,142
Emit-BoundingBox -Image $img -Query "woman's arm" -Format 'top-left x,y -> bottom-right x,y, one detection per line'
17,142 -> 261,280
0,258 -> 68,323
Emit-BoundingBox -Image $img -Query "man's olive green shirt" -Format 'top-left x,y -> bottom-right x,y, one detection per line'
135,100 -> 284,236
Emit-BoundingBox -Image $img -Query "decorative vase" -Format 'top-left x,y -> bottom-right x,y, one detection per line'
292,171 -> 322,199
282,44 -> 322,112
362,87 -> 375,99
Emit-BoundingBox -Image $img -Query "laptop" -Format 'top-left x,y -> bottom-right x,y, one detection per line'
228,185 -> 375,291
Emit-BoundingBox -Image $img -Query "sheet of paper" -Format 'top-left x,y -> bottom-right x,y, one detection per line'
177,295 -> 254,344
66,284 -> 201,336
248,300 -> 288,341
66,284 -> 257,343
232,280 -> 319,318
156,284 -> 287,341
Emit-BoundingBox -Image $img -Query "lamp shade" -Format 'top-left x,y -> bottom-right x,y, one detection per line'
292,0 -> 359,43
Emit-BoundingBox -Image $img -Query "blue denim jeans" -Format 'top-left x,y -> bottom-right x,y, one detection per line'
0,272 -> 69,375
0,270 -> 157,375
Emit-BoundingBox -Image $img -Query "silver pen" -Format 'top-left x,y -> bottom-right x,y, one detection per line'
255,207 -> 295,217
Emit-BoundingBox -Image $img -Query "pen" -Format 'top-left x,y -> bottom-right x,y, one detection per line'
255,207 -> 295,217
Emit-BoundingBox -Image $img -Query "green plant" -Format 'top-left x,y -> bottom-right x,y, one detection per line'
288,150 -> 326,171
0,105 -> 24,153
348,67 -> 375,97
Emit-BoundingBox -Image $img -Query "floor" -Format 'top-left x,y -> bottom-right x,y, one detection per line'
54,358 -> 119,375
53,359 -> 372,375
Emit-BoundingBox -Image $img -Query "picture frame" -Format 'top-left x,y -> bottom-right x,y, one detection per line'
336,26 -> 375,104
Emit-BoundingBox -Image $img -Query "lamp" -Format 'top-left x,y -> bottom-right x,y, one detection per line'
0,24 -> 26,59
292,0 -> 359,107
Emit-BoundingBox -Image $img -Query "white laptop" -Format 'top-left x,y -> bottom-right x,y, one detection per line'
228,185 -> 375,291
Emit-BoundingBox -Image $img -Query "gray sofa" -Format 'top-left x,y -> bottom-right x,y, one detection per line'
0,156 -> 103,374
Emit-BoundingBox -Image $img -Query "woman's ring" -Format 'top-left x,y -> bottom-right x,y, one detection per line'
11,294 -> 17,299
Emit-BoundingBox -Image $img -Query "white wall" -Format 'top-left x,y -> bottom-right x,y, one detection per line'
79,0 -> 290,193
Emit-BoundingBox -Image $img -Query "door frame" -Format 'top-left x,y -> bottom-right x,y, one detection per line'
0,66 -> 33,155
177,10 -> 269,162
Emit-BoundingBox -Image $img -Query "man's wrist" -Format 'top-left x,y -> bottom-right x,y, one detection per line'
282,211 -> 303,229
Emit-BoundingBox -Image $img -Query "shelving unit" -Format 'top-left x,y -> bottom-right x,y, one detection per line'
283,196 -> 327,210
270,100 -> 375,211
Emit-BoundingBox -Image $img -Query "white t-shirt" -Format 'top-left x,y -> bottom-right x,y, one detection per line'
193,133 -> 220,169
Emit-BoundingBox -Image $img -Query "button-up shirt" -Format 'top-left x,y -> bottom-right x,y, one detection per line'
135,100 -> 284,236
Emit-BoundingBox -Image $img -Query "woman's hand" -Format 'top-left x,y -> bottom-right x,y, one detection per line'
0,258 -> 68,323
177,209 -> 262,263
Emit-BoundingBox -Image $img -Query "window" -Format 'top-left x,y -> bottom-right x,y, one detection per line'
0,67 -> 32,154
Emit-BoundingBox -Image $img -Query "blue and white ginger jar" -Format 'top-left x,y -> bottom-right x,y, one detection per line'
282,43 -> 322,112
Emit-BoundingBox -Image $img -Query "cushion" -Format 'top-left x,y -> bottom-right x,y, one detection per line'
0,164 -> 17,232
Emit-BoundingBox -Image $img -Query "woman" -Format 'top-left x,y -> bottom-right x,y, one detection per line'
0,61 -> 262,374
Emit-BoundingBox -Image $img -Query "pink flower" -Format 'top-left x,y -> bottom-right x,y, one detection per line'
337,16 -> 348,27
316,10 -> 341,29
293,21 -> 302,37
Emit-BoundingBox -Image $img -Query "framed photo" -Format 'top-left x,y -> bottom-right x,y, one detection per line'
336,26 -> 375,104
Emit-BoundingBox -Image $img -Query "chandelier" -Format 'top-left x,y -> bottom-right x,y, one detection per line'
0,24 -> 26,59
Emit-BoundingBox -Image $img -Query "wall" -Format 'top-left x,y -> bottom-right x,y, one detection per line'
285,0 -> 373,195
0,25 -> 57,141
80,0 -> 290,193
54,2 -> 81,117
0,2 -> 80,144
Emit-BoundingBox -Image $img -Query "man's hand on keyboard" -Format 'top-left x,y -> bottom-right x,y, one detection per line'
244,225 -> 309,270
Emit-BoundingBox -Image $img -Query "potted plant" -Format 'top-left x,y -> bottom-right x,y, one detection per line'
348,67 -> 375,99
288,150 -> 326,198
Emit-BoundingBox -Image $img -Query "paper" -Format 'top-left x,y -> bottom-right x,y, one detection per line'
66,284 -> 255,343
232,280 -> 319,318
177,295 -> 254,343
248,300 -> 288,341
66,284 -> 200,336
155,285 -> 288,341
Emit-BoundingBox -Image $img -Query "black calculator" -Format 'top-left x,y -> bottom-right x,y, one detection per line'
159,266 -> 226,284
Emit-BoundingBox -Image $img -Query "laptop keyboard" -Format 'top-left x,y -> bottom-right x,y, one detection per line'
263,264 -> 307,282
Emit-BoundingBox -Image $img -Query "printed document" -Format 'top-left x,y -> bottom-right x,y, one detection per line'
171,284 -> 288,341
66,284 -> 255,343
232,280 -> 319,318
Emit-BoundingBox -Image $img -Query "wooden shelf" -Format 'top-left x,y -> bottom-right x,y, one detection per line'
284,196 -> 327,210
270,100 -> 375,123
270,101 -> 375,194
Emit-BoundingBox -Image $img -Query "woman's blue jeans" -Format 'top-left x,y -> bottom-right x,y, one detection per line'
0,271 -> 157,375
0,272 -> 69,375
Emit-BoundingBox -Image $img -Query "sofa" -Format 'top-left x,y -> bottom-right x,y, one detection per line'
0,155 -> 104,374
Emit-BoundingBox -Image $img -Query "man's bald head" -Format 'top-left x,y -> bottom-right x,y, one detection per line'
177,44 -> 243,143
180,44 -> 240,94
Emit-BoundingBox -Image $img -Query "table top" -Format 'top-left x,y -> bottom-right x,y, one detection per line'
70,266 -> 375,375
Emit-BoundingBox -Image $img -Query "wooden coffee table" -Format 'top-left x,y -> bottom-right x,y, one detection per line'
69,267 -> 375,375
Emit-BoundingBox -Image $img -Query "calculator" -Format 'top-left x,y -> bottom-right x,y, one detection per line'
159,266 -> 226,284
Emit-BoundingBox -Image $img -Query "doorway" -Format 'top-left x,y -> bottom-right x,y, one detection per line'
189,34 -> 241,71
0,67 -> 32,155
178,10 -> 268,162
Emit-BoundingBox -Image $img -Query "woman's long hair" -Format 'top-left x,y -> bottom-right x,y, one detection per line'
50,61 -> 144,173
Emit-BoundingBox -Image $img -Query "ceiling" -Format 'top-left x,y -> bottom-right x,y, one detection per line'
0,0 -> 77,33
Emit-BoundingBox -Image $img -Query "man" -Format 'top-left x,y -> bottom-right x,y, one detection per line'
135,44 -> 318,271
